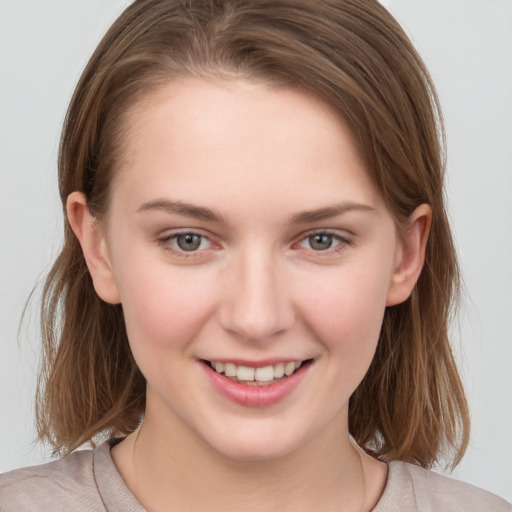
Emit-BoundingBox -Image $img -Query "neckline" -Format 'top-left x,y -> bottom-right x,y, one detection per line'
94,438 -> 402,512
94,439 -> 146,512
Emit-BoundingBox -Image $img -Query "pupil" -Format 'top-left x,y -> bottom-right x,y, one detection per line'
177,234 -> 201,251
310,234 -> 332,250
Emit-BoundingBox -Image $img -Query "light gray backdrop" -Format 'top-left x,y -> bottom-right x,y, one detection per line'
1,0 -> 511,501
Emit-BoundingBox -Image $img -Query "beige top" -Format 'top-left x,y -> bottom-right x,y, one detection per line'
1,440 -> 510,512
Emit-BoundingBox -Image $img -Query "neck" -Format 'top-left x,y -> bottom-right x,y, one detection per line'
113,423 -> 385,512
112,408 -> 386,512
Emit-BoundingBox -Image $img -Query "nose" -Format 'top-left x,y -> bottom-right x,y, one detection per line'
219,245 -> 295,343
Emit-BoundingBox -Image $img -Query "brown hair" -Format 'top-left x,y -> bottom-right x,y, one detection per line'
37,0 -> 469,466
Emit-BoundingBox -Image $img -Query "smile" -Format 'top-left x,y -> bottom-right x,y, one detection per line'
205,360 -> 305,386
201,359 -> 312,407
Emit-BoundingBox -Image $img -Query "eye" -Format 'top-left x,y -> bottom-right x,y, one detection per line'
171,233 -> 211,252
299,233 -> 342,251
158,231 -> 214,256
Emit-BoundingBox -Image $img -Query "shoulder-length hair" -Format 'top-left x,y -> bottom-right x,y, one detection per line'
37,0 -> 469,466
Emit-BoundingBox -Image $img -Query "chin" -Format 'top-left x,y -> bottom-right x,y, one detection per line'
203,424 -> 308,463
215,442 -> 294,462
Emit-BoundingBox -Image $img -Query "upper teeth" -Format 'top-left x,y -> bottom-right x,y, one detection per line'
211,361 -> 303,382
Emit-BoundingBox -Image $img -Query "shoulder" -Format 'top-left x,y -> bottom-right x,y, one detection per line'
375,460 -> 512,512
0,448 -> 104,512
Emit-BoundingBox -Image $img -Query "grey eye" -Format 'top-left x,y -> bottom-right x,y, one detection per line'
176,233 -> 203,251
308,234 -> 334,251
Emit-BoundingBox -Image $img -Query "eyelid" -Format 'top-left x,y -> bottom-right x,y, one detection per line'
156,227 -> 354,260
293,229 -> 354,254
157,229 -> 220,259
171,233 -> 211,251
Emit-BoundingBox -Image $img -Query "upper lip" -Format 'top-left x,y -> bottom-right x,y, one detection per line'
200,358 -> 313,368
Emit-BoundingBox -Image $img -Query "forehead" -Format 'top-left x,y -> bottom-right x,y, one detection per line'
111,77 -> 383,218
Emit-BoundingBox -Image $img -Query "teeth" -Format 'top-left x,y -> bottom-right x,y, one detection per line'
254,365 -> 274,382
209,360 -> 305,382
236,366 -> 255,381
224,362 -> 237,377
284,362 -> 296,376
273,363 -> 285,378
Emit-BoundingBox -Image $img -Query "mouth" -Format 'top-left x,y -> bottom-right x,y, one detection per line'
202,359 -> 313,387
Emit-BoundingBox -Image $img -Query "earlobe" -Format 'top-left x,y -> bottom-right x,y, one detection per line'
66,192 -> 121,304
386,204 -> 432,306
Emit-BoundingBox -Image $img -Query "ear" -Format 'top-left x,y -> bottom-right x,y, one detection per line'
386,204 -> 432,306
66,191 -> 121,304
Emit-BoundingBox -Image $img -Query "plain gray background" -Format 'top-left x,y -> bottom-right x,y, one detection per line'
1,0 -> 511,501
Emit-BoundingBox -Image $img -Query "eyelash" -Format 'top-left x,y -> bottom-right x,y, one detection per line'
296,230 -> 353,255
157,231 -> 216,259
157,230 -> 353,259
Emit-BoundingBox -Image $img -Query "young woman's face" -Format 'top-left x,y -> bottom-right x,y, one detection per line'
98,78 -> 407,460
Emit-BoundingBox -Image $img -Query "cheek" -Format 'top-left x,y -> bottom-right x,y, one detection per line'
297,264 -> 390,371
113,253 -> 219,360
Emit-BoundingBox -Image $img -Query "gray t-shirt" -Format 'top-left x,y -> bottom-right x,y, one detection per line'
1,439 -> 510,511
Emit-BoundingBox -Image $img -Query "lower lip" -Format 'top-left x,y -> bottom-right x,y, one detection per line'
200,361 -> 310,407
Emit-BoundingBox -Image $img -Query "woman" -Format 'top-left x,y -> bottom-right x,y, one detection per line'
1,1 -> 510,510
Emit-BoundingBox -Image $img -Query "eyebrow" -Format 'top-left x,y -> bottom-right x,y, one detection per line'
136,199 -> 225,222
136,199 -> 376,224
289,202 -> 376,224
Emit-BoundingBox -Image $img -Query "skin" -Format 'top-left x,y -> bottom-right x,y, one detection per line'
68,78 -> 431,512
